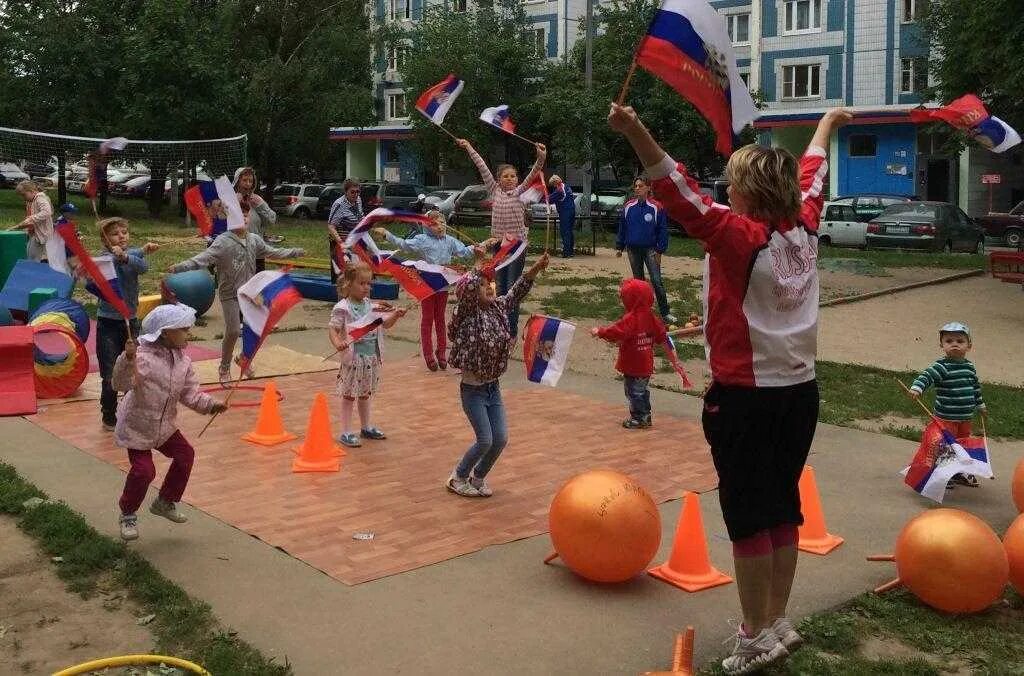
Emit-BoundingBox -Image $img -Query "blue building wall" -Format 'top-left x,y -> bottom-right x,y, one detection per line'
379,141 -> 423,184
760,47 -> 844,103
826,0 -> 845,31
836,124 -> 916,196
762,0 -> 777,37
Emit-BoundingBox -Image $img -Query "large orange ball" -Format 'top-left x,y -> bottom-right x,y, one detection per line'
1004,514 -> 1024,595
1012,458 -> 1024,513
896,509 -> 1008,613
549,470 -> 662,583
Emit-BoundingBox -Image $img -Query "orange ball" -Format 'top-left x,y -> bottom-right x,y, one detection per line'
1004,514 -> 1024,595
895,509 -> 1008,614
1012,458 -> 1024,513
549,470 -> 662,583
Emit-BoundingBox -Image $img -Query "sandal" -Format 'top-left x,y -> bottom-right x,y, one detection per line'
233,355 -> 256,379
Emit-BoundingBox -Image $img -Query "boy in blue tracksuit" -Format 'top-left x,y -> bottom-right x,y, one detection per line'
548,175 -> 577,258
616,177 -> 675,323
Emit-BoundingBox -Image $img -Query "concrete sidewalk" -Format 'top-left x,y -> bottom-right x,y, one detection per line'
3,330 -> 1022,675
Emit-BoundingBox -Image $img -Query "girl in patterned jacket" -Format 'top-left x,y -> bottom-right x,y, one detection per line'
445,251 -> 549,498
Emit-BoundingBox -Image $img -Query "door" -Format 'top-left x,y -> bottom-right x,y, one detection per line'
925,160 -> 951,202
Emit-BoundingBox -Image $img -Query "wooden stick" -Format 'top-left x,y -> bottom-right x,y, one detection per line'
895,378 -> 939,421
667,325 -> 703,338
617,60 -> 638,106
545,208 -> 551,253
197,381 -> 238,438
873,578 -> 903,594
436,124 -> 461,142
866,554 -> 896,562
505,129 -> 540,146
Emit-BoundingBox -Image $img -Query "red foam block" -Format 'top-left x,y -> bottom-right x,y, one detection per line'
0,326 -> 37,415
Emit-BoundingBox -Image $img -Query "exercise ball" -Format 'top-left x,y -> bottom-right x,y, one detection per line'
164,270 -> 216,317
0,305 -> 13,327
30,298 -> 90,342
1005,514 -> 1024,595
548,469 -> 662,583
1012,459 -> 1024,513
895,509 -> 1008,613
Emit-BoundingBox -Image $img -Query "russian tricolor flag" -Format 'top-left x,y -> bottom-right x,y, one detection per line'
480,105 -> 516,133
910,94 -> 1021,153
523,315 -> 575,387
635,0 -> 759,156
902,422 -> 993,503
416,74 -> 465,125
54,216 -> 132,318
519,172 -> 549,205
238,271 -> 303,371
185,176 -> 244,237
349,237 -> 461,302
484,236 -> 528,274
346,309 -> 387,342
344,208 -> 434,248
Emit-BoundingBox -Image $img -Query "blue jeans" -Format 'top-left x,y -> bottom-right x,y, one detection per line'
456,382 -> 508,479
495,254 -> 526,338
97,316 -> 140,425
624,376 -> 652,421
626,246 -> 671,319
558,211 -> 575,257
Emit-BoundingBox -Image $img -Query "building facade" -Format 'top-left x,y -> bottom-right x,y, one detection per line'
712,0 -> 1023,214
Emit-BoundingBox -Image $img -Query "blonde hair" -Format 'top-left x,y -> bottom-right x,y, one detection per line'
15,179 -> 40,196
426,209 -> 445,225
548,174 -> 561,186
496,164 -> 516,178
725,144 -> 802,223
98,217 -> 130,237
337,261 -> 373,298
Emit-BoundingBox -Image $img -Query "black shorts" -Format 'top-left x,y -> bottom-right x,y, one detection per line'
702,379 -> 819,541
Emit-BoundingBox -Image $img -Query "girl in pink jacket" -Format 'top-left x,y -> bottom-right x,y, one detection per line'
112,304 -> 227,541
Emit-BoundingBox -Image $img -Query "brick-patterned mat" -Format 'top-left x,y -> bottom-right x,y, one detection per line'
29,358 -> 717,585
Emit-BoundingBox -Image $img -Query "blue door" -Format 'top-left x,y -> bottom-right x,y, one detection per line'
838,124 -> 916,196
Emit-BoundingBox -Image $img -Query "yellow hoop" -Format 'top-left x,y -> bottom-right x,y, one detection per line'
53,654 -> 210,676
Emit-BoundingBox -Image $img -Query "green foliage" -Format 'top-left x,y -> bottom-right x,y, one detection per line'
384,0 -> 545,177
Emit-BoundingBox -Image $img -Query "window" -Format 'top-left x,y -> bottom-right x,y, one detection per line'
849,135 -> 878,157
453,0 -> 467,11
726,13 -> 750,45
782,64 -> 821,99
386,91 -> 407,119
388,0 -> 397,21
387,45 -> 407,72
784,0 -> 822,33
900,57 -> 927,94
532,27 -> 547,58
404,0 -> 411,20
902,0 -> 920,23
739,71 -> 751,88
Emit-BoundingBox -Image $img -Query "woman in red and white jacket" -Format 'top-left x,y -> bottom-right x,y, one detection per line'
609,103 -> 852,675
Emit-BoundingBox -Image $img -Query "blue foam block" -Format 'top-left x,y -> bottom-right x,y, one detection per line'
371,279 -> 399,301
290,273 -> 338,302
0,261 -> 73,314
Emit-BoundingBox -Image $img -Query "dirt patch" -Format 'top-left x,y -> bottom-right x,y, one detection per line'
859,636 -> 972,675
0,517 -> 156,674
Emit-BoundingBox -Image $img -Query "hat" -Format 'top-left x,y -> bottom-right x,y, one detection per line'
939,321 -> 970,337
138,304 -> 197,344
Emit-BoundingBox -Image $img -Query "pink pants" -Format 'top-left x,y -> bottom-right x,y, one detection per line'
420,291 -> 448,364
119,431 -> 195,515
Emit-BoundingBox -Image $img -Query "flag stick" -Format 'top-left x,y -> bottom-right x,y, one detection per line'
320,302 -> 416,362
895,379 -> 940,421
197,379 -> 239,438
436,124 -> 461,142
506,130 -> 540,146
545,208 -> 551,253
617,60 -> 638,105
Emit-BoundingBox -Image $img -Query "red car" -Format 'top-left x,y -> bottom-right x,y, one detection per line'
976,200 -> 1024,248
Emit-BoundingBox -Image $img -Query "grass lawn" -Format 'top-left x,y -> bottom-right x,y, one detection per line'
0,463 -> 291,674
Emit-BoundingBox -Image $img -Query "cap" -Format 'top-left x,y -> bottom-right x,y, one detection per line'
939,321 -> 970,337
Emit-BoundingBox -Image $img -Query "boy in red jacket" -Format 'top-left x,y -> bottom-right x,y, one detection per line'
592,278 -> 668,428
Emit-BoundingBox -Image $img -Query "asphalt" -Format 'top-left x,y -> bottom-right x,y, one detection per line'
3,328 -> 1022,675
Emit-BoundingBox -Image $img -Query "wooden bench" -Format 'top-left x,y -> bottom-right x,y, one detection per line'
990,251 -> 1024,283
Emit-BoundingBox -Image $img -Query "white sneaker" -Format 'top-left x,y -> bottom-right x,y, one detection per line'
469,475 -> 493,497
771,616 -> 803,651
721,627 -> 788,675
149,498 -> 188,523
119,513 -> 138,541
446,473 -> 482,497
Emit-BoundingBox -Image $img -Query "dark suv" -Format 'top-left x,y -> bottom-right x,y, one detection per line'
316,183 -> 344,220
361,181 -> 424,211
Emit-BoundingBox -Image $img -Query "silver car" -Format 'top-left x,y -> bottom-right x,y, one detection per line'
529,189 -> 583,220
271,183 -> 323,219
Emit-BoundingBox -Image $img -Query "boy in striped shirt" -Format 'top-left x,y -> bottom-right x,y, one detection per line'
910,322 -> 987,487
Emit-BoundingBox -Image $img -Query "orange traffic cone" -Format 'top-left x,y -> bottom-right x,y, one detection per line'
642,626 -> 695,675
241,381 -> 297,446
291,393 -> 342,473
797,465 -> 843,554
648,492 -> 733,592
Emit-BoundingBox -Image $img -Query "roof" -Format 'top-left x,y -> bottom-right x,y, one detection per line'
329,125 -> 414,141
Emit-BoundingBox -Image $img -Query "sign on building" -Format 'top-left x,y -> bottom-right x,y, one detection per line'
981,174 -> 1002,184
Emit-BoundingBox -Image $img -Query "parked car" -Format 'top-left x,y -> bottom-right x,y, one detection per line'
424,189 -> 462,218
22,161 -> 55,178
529,187 -> 583,221
360,181 -> 425,211
976,200 -> 1024,248
865,202 -> 985,253
315,183 -> 344,220
271,183 -> 323,219
820,202 -> 868,248
697,178 -> 730,205
0,162 -> 30,188
826,193 -> 917,222
450,184 -> 494,226
113,175 -> 155,198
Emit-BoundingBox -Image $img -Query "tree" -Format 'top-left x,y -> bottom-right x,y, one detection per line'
384,0 -> 546,183
923,0 -> 1024,133
529,0 -> 755,183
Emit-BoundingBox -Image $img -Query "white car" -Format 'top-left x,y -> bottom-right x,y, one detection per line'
530,189 -> 584,220
0,162 -> 30,188
820,202 -> 869,248
424,189 -> 461,218
271,183 -> 323,219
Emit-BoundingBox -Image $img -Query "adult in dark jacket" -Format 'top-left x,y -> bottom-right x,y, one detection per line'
548,174 -> 576,257
616,177 -> 675,323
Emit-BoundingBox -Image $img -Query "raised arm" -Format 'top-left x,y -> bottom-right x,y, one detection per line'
800,108 -> 853,226
169,237 -> 223,272
458,139 -> 496,193
514,144 -> 548,195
